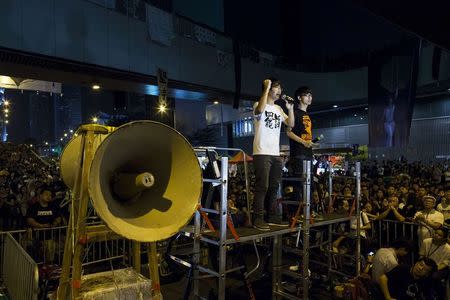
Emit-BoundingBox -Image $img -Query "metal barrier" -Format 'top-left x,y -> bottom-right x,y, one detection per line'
2,232 -> 39,300
372,219 -> 418,247
368,219 -> 420,262
0,226 -> 133,277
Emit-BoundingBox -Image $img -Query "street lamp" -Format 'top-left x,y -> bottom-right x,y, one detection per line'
158,103 -> 167,113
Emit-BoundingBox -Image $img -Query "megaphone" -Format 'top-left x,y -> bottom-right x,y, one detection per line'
60,125 -> 115,190
61,121 -> 203,242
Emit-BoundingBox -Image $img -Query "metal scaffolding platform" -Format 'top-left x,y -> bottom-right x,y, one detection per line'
170,147 -> 362,299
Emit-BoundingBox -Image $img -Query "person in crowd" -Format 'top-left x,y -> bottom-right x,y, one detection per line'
419,227 -> 450,299
351,202 -> 373,237
443,166 -> 450,184
377,195 -> 406,224
311,190 -> 325,215
252,78 -> 294,230
26,184 -> 62,264
0,186 -> 8,230
397,185 -> 409,209
372,240 -> 413,287
26,184 -> 62,229
361,183 -> 370,203
414,195 -> 444,248
379,258 -> 437,300
436,189 -> 450,221
432,165 -> 443,185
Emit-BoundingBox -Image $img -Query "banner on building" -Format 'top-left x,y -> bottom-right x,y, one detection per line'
368,40 -> 420,148
146,4 -> 173,46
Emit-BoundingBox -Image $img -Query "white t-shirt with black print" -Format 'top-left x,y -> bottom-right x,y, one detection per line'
253,102 -> 287,156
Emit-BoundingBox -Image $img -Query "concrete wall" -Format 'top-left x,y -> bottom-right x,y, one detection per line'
0,1 -> 449,105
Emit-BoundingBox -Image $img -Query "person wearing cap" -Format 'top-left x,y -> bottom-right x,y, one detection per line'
414,195 -> 444,248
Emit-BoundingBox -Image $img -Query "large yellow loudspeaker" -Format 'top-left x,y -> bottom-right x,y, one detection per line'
60,125 -> 115,189
88,121 -> 202,242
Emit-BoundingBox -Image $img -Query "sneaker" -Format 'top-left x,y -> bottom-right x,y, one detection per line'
267,215 -> 289,226
253,218 -> 270,231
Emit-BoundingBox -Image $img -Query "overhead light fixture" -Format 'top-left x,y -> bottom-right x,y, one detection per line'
214,101 -> 219,105
92,83 -> 101,90
333,104 -> 338,108
3,100 -> 9,106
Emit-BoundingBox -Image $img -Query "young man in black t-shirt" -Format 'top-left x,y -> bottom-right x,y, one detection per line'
286,86 -> 318,201
26,184 -> 62,263
27,185 -> 61,229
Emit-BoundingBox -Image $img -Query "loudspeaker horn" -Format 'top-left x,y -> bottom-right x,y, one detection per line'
88,121 -> 203,242
60,125 -> 115,189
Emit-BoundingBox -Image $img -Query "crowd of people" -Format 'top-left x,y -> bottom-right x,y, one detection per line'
1,77 -> 449,298
231,77 -> 450,299
0,142 -> 67,232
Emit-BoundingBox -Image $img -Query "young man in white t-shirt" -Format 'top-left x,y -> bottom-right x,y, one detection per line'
252,78 -> 294,230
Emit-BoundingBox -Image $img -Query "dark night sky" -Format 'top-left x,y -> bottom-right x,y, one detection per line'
224,0 -> 450,65
224,0 -> 283,55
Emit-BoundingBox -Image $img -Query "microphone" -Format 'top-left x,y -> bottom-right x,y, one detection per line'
312,134 -> 324,143
281,94 -> 295,103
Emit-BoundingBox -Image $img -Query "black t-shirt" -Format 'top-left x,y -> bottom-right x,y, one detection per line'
386,264 -> 420,300
289,108 -> 313,158
27,201 -> 60,225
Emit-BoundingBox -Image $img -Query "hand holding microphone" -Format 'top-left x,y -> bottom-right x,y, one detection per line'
281,94 -> 295,103
312,134 -> 324,143
281,94 -> 295,110
305,134 -> 324,148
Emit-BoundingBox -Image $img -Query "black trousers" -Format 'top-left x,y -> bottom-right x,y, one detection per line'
253,155 -> 282,219
288,155 -> 313,202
